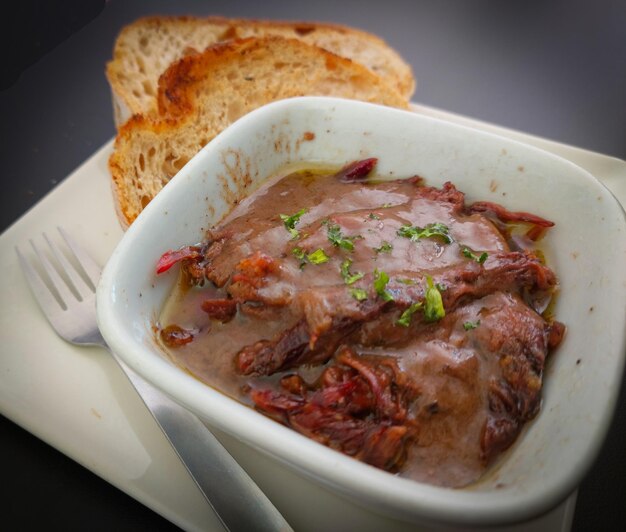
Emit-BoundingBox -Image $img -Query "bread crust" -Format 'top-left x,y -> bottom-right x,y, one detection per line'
108,36 -> 409,228
106,15 -> 415,125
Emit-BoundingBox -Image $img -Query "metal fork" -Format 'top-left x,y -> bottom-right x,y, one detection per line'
16,227 -> 292,532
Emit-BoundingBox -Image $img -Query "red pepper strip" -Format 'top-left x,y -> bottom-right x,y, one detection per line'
335,158 -> 378,182
156,246 -> 201,274
525,224 -> 548,242
469,201 -> 554,227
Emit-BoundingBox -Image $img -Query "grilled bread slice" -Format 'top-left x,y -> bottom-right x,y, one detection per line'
108,36 -> 409,228
106,15 -> 415,126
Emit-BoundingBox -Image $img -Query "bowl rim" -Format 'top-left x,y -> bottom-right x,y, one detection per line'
97,96 -> 626,527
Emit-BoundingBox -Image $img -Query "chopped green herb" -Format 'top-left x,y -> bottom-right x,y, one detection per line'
374,241 -> 393,254
462,247 -> 488,264
307,248 -> 330,264
292,247 -> 330,267
368,212 -> 380,220
340,258 -> 364,285
291,247 -> 307,268
397,278 -> 417,285
397,302 -> 423,327
292,247 -> 305,260
374,269 -> 394,301
424,275 -> 445,322
350,288 -> 368,301
280,208 -> 307,239
381,203 -> 394,208
463,320 -> 481,330
327,222 -> 361,252
397,222 -> 452,244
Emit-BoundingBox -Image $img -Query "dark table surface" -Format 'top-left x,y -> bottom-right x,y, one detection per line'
1,0 -> 624,530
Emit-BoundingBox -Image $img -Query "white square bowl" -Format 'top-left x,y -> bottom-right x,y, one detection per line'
97,97 -> 626,528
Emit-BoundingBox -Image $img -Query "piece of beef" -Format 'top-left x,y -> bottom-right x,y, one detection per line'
248,291 -> 559,480
250,347 -> 417,471
412,180 -> 466,213
197,180 -> 473,296
459,290 -> 556,461
201,298 -> 237,323
236,251 -> 556,376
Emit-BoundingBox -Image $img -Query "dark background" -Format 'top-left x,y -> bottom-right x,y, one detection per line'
1,0 -> 624,530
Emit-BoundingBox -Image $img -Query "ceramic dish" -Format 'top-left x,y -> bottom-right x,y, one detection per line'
96,97 -> 626,527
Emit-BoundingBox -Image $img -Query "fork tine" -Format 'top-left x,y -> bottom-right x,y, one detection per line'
58,227 -> 101,290
44,231 -> 92,300
30,236 -> 78,309
16,245 -> 67,314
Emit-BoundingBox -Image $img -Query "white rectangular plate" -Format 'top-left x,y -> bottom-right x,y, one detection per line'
1,104 -> 623,532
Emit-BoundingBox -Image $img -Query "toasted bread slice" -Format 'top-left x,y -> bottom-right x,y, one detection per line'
106,15 -> 414,125
108,36 -> 409,228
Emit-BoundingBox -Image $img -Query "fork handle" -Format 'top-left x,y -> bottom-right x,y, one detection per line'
113,354 -> 293,532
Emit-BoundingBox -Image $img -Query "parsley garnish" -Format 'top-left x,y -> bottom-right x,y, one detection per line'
397,222 -> 452,244
368,212 -> 380,220
327,222 -> 361,252
462,247 -> 488,264
350,288 -> 368,301
374,241 -> 393,254
397,278 -> 417,285
374,269 -> 394,301
424,275 -> 445,322
340,258 -> 364,285
463,320 -> 481,330
292,247 -> 330,266
291,247 -> 307,268
306,248 -> 330,264
280,208 -> 307,239
397,302 -> 423,327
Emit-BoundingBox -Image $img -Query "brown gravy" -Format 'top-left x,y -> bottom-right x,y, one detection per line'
157,163 -> 562,488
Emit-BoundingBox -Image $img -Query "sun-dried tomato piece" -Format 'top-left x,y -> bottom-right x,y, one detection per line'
156,246 -> 202,274
201,298 -> 237,323
160,324 -> 194,347
469,201 -> 554,228
231,251 -> 277,286
335,158 -> 378,182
